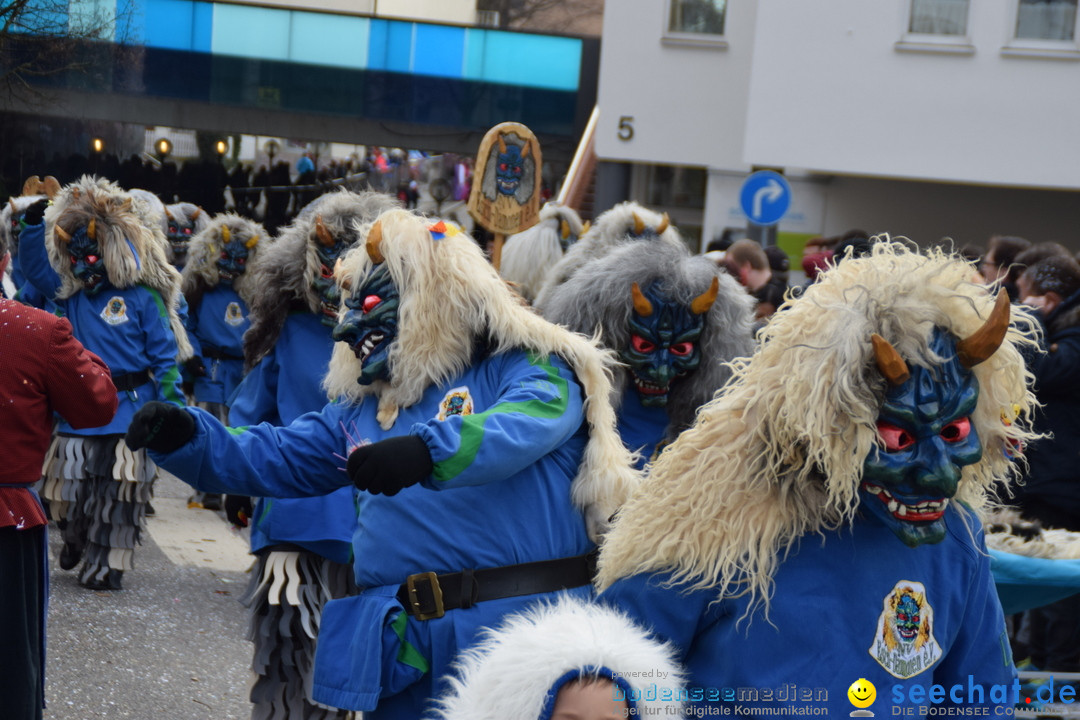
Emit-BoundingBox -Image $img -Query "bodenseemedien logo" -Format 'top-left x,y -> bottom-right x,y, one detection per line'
848,678 -> 877,717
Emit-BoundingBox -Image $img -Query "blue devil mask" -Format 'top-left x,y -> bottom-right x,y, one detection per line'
618,279 -> 717,406
861,328 -> 984,547
495,136 -> 530,196
166,215 -> 195,268
312,217 -> 350,327
65,222 -> 108,295
215,229 -> 251,285
332,262 -> 399,385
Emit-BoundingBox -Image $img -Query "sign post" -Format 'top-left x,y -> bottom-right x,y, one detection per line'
739,170 -> 792,248
467,122 -> 543,270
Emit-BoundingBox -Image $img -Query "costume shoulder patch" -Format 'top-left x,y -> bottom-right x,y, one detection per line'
869,580 -> 942,679
437,386 -> 474,421
100,296 -> 130,325
224,301 -> 245,326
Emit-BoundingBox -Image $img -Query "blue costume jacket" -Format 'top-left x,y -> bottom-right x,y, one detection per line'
599,505 -> 1017,717
151,349 -> 593,716
228,312 -> 356,564
19,223 -> 184,435
616,388 -> 671,469
187,285 -> 249,405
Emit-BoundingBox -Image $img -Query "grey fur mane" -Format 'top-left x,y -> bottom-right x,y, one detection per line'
242,189 -> 400,370
540,239 -> 755,440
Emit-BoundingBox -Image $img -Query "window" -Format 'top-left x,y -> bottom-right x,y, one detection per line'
668,0 -> 726,36
908,0 -> 970,35
1015,0 -> 1077,41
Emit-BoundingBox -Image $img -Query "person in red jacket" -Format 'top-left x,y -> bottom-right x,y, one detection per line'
0,220 -> 118,720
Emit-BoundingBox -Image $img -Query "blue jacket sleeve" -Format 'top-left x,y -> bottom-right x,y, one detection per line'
139,287 -> 186,406
598,572 -> 714,659
151,405 -> 353,498
228,354 -> 282,426
17,222 -> 61,299
410,352 -> 584,490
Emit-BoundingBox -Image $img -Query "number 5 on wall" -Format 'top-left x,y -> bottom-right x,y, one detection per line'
618,116 -> 634,141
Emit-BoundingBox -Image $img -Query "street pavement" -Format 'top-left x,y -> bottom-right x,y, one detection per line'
43,472 -> 257,719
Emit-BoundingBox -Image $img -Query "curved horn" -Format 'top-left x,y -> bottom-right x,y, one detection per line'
164,208 -> 174,221
560,219 -> 570,240
498,134 -> 507,154
366,220 -> 384,264
656,212 -> 670,235
54,224 -> 71,243
42,176 -> 61,199
245,234 -> 259,249
690,276 -> 719,315
631,282 -> 653,317
580,221 -> 591,236
632,212 -> 645,235
871,333 -> 911,386
190,207 -> 201,220
956,292 -> 1011,368
8,199 -> 15,214
221,225 -> 231,244
87,218 -> 96,240
315,216 -> 335,248
22,176 -> 42,196
521,139 -> 531,160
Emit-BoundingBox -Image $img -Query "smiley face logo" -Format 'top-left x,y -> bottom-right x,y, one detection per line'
848,678 -> 876,709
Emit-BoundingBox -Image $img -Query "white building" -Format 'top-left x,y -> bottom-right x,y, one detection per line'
595,0 -> 1080,253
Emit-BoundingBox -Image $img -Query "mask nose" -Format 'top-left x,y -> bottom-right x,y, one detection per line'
332,311 -> 361,344
911,437 -> 961,498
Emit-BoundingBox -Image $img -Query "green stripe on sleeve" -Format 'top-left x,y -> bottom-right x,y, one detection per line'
433,353 -> 569,483
390,612 -> 430,674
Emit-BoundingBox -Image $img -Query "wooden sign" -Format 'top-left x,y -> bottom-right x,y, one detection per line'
468,122 -> 542,268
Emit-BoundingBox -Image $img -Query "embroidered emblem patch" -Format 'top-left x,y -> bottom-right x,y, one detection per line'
869,580 -> 942,679
438,387 -> 474,421
224,301 -> 245,326
100,296 -> 129,325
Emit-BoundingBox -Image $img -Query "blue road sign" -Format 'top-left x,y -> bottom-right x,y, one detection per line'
739,170 -> 792,226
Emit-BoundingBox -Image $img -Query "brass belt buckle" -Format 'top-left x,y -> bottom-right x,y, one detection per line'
405,571 -> 444,620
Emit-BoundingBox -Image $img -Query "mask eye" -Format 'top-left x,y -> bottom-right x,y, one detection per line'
362,295 -> 381,313
669,342 -> 694,357
630,335 -> 657,353
70,255 -> 77,265
86,254 -> 99,265
183,228 -> 192,235
877,421 -> 915,452
220,251 -> 229,260
320,264 -> 333,280
168,225 -> 178,234
940,417 -> 971,443
498,163 -> 508,171
237,257 -> 245,265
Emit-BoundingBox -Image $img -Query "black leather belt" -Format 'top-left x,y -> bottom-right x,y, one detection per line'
396,551 -> 598,621
112,370 -> 152,392
202,345 -> 243,361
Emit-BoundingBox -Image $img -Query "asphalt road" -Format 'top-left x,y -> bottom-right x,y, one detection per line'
42,472 -> 258,720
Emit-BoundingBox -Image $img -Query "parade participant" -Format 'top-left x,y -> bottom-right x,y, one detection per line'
597,243 -> 1039,716
428,597 -> 686,720
19,175 -> 189,590
499,202 -> 587,304
164,202 -> 210,270
125,208 -> 641,718
0,215 -> 118,720
180,213 -> 266,510
227,189 -> 399,720
539,238 -> 754,465
534,202 -> 683,307
1,176 -> 60,307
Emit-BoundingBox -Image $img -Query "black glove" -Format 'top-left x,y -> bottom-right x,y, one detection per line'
184,356 -> 207,378
22,198 -> 50,226
125,401 -> 195,453
347,435 -> 433,496
224,494 -> 254,528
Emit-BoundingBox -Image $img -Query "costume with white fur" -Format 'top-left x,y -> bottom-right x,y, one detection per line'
228,190 -> 398,720
539,231 -> 754,465
533,201 -> 684,308
20,175 -> 187,590
598,244 -> 1039,714
164,202 -> 210,269
499,203 -> 586,304
2,176 -> 60,307
429,597 -> 685,720
147,209 -> 642,718
181,213 -> 266,415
